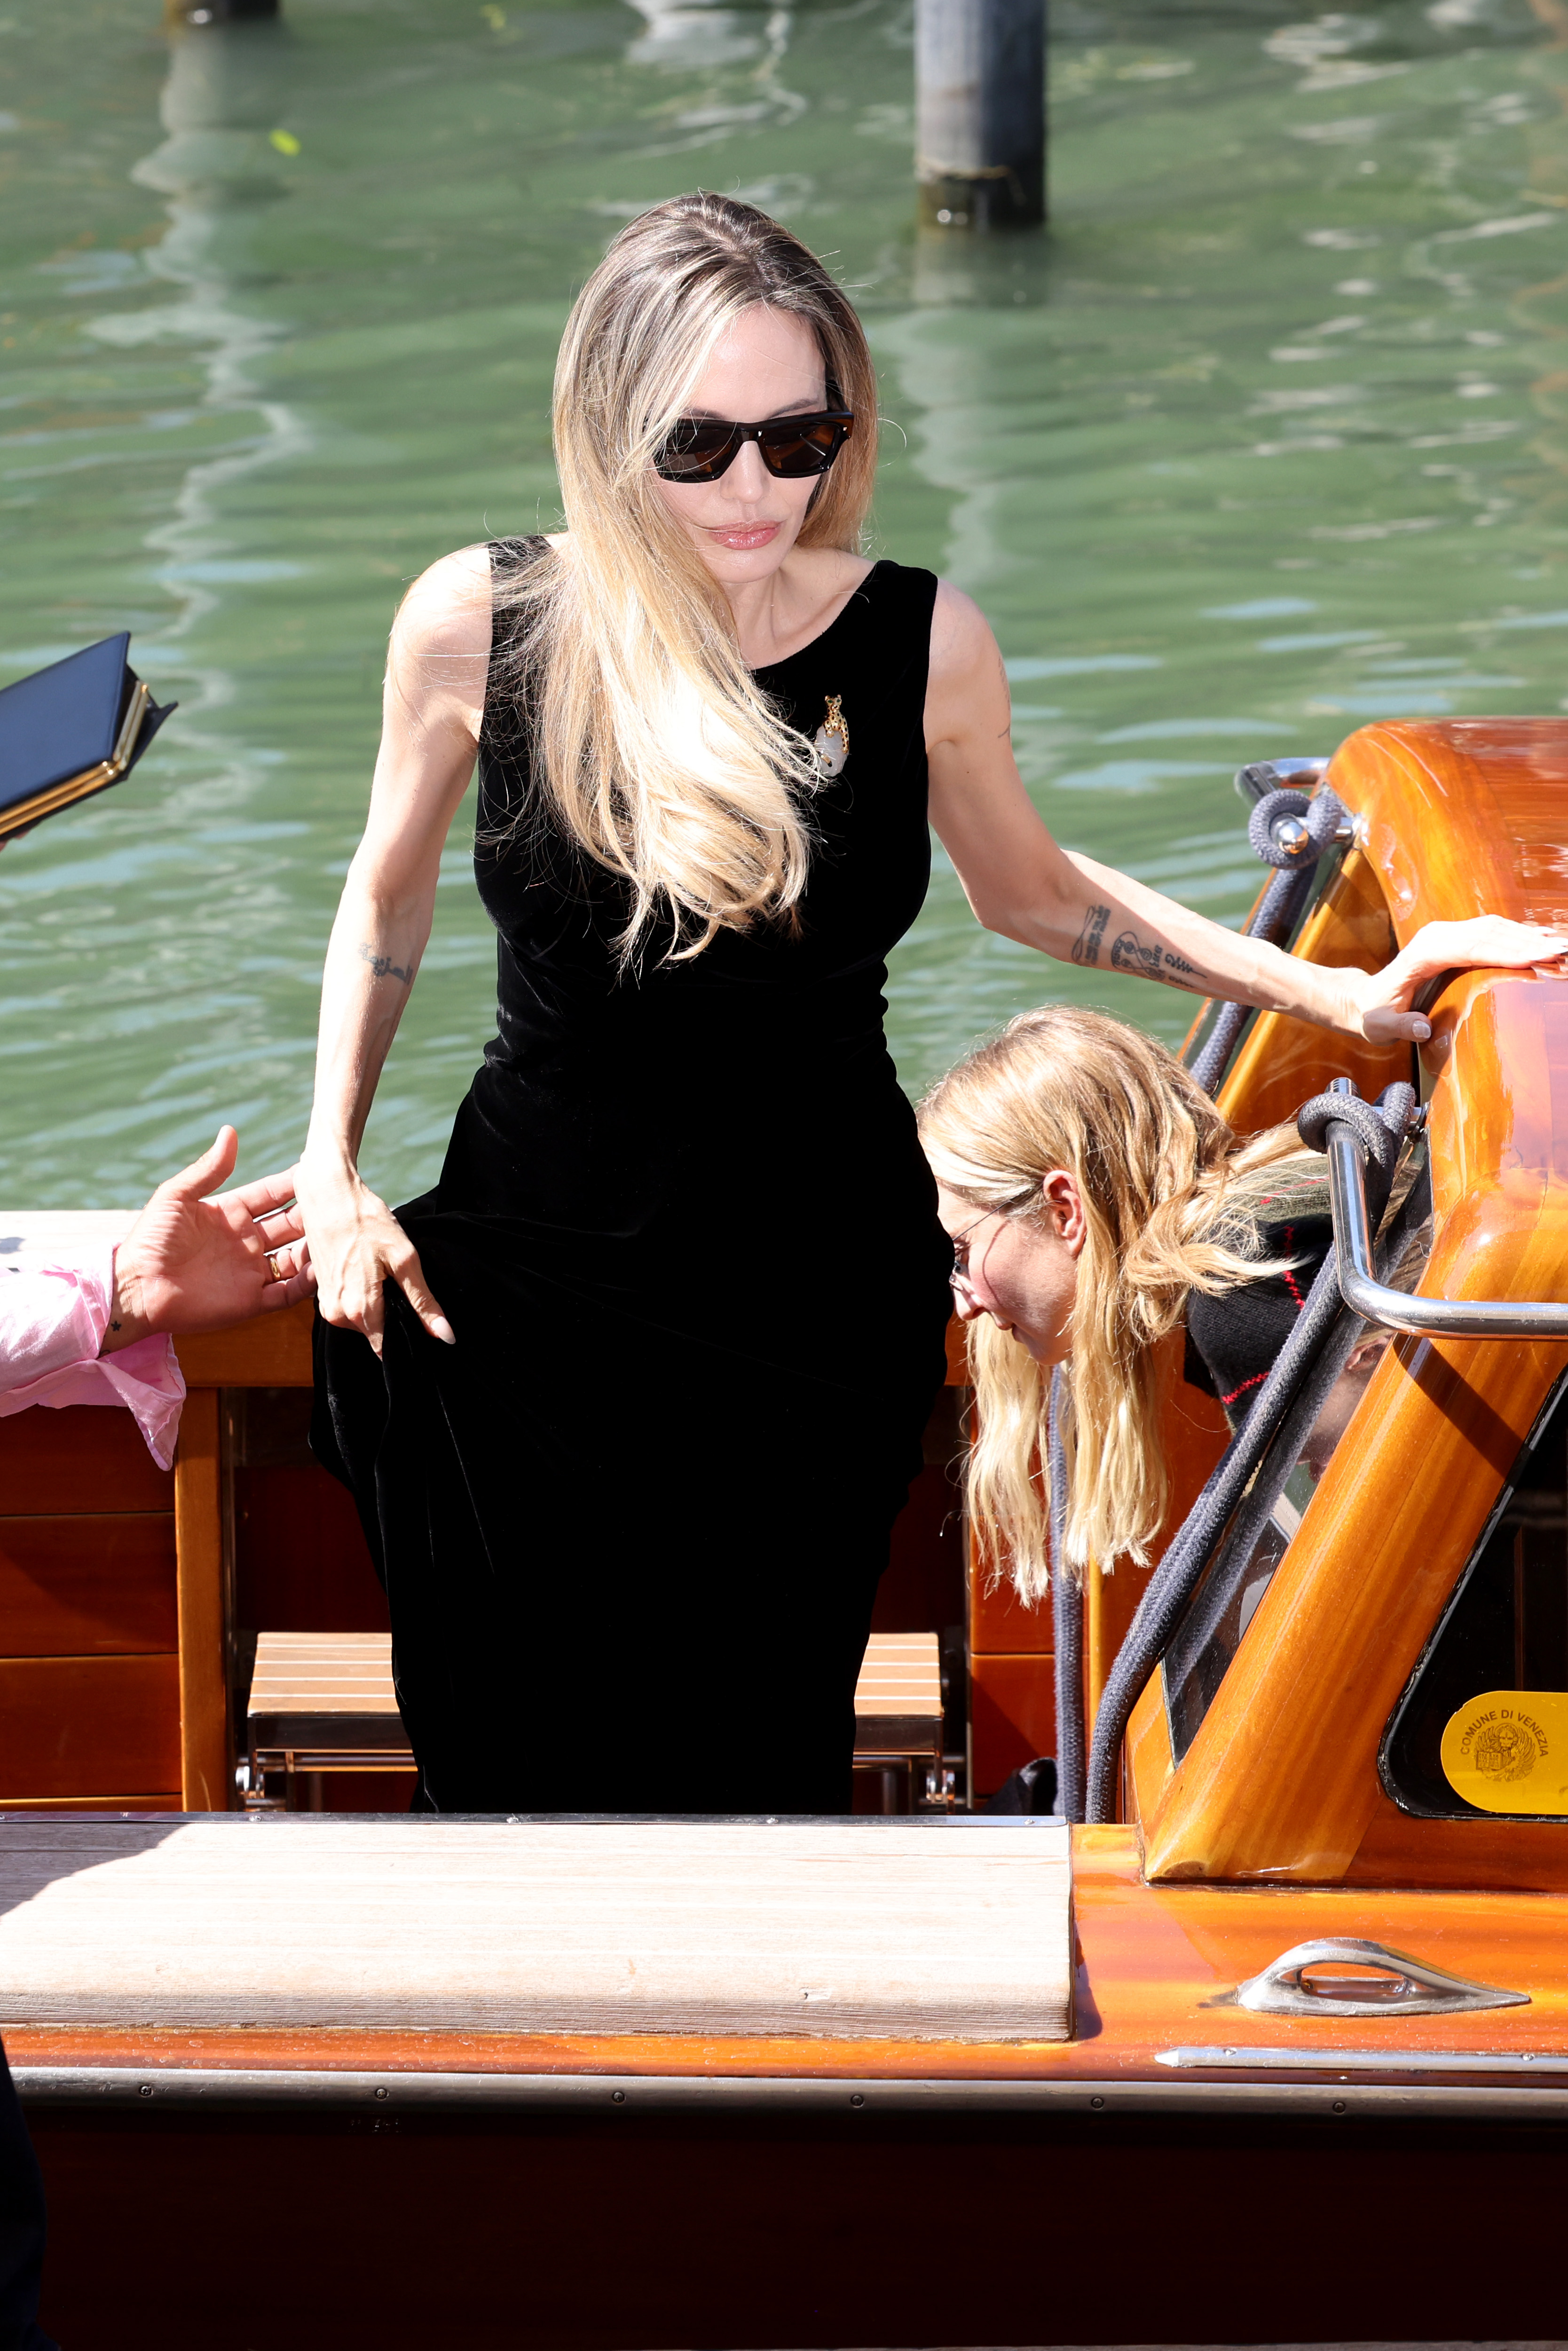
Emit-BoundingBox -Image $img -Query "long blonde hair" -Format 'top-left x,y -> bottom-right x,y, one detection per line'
918,1005 -> 1312,1599
487,192 -> 879,961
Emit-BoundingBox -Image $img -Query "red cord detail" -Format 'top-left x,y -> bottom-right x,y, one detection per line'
1281,1223 -> 1306,1312
1221,1370 -> 1267,1407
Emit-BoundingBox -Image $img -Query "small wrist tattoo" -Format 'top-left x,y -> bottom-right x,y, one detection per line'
1111,929 -> 1205,987
358,943 -> 415,985
1072,903 -> 1111,968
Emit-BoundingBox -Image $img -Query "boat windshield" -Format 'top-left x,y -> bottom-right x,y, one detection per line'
1383,1370 -> 1568,1818
1163,1193 -> 1434,1766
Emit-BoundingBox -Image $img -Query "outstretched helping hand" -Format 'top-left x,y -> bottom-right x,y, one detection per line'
101,1126 -> 315,1356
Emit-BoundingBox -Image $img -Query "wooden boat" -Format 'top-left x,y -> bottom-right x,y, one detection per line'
7,718 -> 1568,2348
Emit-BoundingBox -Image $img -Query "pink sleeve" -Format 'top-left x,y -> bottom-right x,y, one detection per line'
0,1247 -> 186,1472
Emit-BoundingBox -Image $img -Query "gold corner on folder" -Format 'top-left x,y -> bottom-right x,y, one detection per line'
0,680 -> 155,843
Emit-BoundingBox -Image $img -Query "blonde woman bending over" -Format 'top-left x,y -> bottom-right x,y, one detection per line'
924,1004 -> 1428,1600
297,192 -> 1563,1816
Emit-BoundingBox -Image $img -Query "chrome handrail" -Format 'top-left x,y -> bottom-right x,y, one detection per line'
1327,1120 -> 1568,1339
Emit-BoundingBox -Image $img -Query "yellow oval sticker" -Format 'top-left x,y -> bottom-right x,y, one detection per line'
1441,1691 -> 1568,1814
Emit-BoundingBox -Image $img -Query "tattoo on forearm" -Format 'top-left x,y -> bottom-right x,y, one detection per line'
1072,903 -> 1111,967
358,942 -> 415,986
1111,930 -> 1203,986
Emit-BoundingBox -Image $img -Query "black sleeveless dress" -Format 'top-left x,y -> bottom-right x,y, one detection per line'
313,544 -> 953,1814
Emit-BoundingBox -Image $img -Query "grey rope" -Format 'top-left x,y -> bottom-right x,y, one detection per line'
1188,787 -> 1351,1099
1047,1366 -> 1085,1823
1081,1079 -> 1416,1823
1165,1152 -> 1431,1683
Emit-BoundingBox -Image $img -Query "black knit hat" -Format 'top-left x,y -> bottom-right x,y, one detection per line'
1184,1214 -> 1334,1427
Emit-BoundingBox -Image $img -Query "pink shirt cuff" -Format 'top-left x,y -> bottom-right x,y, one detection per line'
0,1246 -> 186,1471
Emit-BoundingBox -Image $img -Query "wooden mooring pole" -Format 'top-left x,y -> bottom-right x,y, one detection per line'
916,0 -> 1047,230
163,0 -> 278,24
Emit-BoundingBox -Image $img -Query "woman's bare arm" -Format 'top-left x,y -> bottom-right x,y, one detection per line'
925,584 -> 1567,1042
295,545 -> 492,1354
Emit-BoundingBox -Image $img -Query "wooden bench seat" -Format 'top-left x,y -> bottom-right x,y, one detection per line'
246,1628 -> 946,1807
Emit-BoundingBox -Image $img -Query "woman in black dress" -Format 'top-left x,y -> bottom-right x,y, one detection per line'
298,193 -> 1549,1814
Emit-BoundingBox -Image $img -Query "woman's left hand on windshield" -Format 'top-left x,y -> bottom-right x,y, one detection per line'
1339,916 -> 1568,1045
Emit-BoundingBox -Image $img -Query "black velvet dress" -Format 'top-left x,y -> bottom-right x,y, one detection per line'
313,545 -> 953,1814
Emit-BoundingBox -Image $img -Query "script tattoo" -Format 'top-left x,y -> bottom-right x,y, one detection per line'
1111,930 -> 1202,986
1072,903 -> 1111,967
359,942 -> 415,986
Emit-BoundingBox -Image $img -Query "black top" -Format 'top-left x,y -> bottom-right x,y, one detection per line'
1186,1214 -> 1334,1424
312,541 -> 954,1813
438,543 -> 944,1270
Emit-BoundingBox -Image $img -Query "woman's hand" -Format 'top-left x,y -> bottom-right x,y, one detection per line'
103,1127 -> 317,1353
1339,917 -> 1568,1044
293,1154 -> 455,1359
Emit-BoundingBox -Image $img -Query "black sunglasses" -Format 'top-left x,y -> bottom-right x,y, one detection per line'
654,408 -> 854,484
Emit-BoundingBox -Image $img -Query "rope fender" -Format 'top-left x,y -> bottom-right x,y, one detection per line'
1247,784 -> 1351,871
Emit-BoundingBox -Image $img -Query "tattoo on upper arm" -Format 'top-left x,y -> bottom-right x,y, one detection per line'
358,942 -> 415,986
1072,904 -> 1111,967
1111,929 -> 1203,987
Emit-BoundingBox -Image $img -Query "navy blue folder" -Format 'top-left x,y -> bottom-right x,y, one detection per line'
0,634 -> 176,842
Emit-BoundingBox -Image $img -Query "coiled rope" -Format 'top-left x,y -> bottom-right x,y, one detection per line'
1187,785 -> 1352,1098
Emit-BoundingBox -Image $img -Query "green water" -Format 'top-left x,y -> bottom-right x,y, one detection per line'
5,0 -> 1568,1205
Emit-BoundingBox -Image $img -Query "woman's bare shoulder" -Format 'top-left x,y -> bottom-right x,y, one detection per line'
928,576 -> 1000,685
393,543 -> 495,664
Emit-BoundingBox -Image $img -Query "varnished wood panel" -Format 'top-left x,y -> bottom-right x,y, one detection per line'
236,1463 -> 389,1636
1217,848 -> 1412,1138
1331,717 -> 1568,937
969,1555 -> 1052,1654
0,1405 -> 173,1516
173,1391 -> 229,1813
871,1456 -> 965,1639
1143,971 -> 1568,1886
0,1795 -> 181,1814
0,1657 -> 181,1799
173,1300 -> 314,1389
1348,1786 -> 1568,1892
0,1515 -> 176,1654
969,1654 -> 1055,1795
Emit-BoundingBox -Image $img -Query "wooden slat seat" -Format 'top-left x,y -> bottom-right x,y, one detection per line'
246,1633 -> 407,1797
246,1629 -> 945,1804
850,1630 -> 944,1759
0,1814 -> 1071,2043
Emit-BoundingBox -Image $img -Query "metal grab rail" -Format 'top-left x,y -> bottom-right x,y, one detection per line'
1324,1088 -> 1568,1340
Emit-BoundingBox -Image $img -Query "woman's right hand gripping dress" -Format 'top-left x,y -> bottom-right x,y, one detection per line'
294,545 -> 494,1357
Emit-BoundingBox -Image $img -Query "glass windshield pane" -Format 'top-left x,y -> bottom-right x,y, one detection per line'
1382,1373 -> 1568,1818
1164,1183 -> 1433,1767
